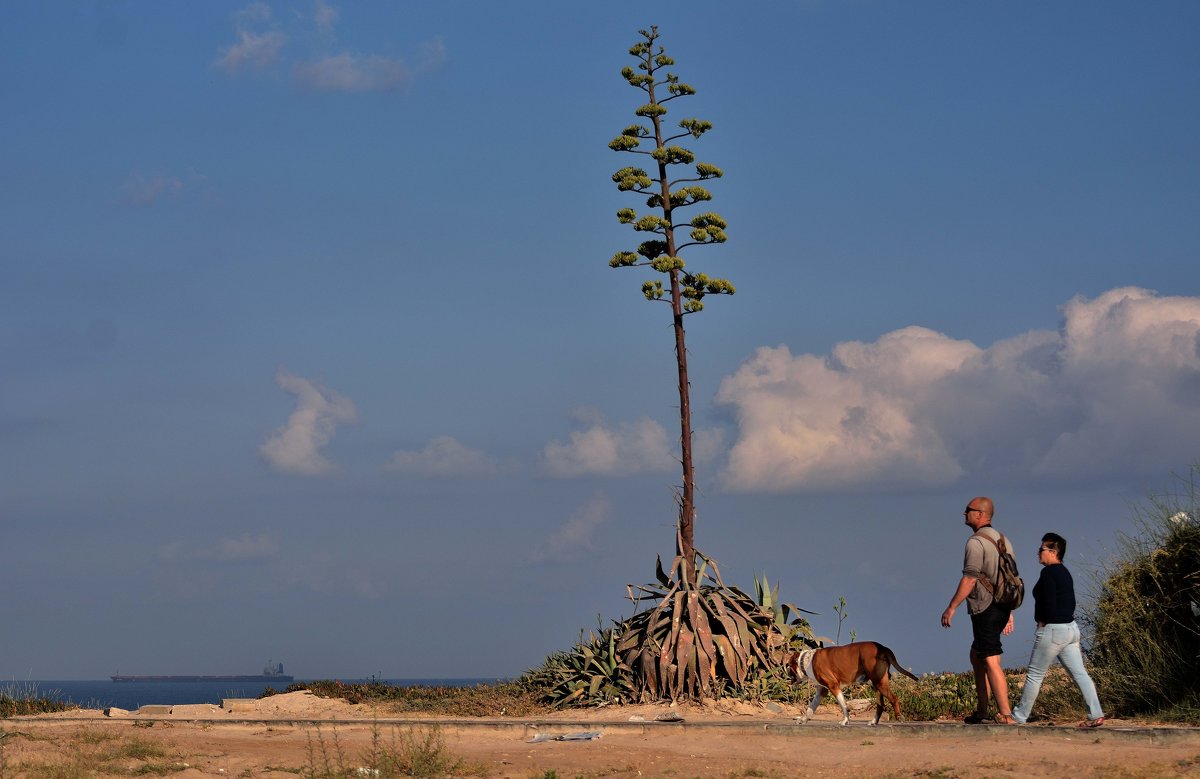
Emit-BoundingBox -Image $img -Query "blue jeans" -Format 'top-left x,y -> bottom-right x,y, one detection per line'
1012,621 -> 1104,723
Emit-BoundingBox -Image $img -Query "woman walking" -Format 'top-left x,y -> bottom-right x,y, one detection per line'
1011,532 -> 1105,727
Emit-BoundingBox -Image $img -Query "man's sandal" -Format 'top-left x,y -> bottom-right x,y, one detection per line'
963,712 -> 989,724
1077,717 -> 1105,728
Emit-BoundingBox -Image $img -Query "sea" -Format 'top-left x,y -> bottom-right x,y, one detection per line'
5,678 -> 504,712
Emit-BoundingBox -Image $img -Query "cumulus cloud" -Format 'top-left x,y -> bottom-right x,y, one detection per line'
260,369 -> 357,475
717,287 -> 1200,491
384,435 -> 498,477
530,492 -> 611,563
542,409 -> 676,477
214,4 -> 286,74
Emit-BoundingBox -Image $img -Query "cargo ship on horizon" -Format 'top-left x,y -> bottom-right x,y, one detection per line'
111,661 -> 293,684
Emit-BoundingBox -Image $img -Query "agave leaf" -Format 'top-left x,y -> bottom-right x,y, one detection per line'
689,592 -> 717,662
781,600 -> 819,617
711,634 -> 741,682
638,646 -> 658,698
675,625 -> 695,698
616,628 -> 642,653
655,554 -> 670,587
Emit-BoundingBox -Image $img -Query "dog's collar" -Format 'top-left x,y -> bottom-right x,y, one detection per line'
796,648 -> 816,683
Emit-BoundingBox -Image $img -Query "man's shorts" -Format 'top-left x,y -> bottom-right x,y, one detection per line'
970,603 -> 1010,658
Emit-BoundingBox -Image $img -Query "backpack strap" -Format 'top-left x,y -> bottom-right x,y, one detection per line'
975,530 -> 1006,595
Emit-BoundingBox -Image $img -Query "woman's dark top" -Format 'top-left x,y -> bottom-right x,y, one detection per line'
1033,563 -> 1076,624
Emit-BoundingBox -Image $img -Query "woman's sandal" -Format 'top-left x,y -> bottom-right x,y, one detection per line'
1077,717 -> 1105,728
994,713 -> 1016,725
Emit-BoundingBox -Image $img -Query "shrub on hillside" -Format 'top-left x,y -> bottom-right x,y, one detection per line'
1083,466 -> 1200,721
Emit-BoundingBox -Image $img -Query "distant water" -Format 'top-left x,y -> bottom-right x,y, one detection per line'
6,679 -> 506,712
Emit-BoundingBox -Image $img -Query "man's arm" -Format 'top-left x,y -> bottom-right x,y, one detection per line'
941,575 -> 977,627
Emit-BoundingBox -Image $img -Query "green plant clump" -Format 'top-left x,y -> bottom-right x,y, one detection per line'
1083,466 -> 1200,722
522,553 -> 815,706
283,679 -> 543,717
303,723 -> 467,779
0,684 -> 77,719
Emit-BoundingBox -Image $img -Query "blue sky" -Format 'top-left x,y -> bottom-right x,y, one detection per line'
3,1 -> 1199,681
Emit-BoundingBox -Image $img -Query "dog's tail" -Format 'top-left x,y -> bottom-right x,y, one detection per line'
881,645 -> 919,681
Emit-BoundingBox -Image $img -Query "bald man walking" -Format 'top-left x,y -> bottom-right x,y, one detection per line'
941,496 -> 1017,724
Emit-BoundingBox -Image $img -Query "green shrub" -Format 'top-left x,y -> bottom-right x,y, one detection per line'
304,723 -> 465,779
1083,466 -> 1200,722
0,684 -> 76,719
285,679 -> 542,717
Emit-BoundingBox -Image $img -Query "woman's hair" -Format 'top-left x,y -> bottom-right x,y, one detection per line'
1042,532 -> 1067,561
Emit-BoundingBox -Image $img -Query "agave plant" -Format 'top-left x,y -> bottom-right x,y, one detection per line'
522,623 -> 635,707
528,550 -> 816,706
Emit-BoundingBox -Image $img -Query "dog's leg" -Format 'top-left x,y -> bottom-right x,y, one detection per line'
873,674 -> 901,725
831,685 -> 850,726
799,686 -> 825,724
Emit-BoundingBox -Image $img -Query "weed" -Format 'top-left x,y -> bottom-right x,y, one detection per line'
289,679 -> 542,717
3,728 -> 183,778
303,721 -> 466,778
0,683 -> 77,719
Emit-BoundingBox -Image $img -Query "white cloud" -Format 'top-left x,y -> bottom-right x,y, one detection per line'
260,369 -> 357,475
157,533 -> 278,563
384,435 -> 498,477
414,37 -> 447,72
234,1 -> 272,26
292,36 -> 445,93
119,172 -> 183,205
313,0 -> 339,34
214,533 -> 279,562
717,287 -> 1200,491
215,29 -> 286,74
274,551 -> 388,598
542,409 -> 675,477
531,492 -> 611,563
293,52 -> 412,92
214,3 -> 285,74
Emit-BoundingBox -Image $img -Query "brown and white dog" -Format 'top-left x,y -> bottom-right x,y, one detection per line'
786,641 -> 919,725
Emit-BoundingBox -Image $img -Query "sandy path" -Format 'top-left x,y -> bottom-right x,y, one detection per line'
5,691 -> 1199,778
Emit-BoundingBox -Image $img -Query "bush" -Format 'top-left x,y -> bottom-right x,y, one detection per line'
285,679 -> 544,717
0,684 -> 76,718
1083,466 -> 1200,722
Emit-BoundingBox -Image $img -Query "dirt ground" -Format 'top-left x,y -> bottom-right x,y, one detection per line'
5,691 -> 1200,778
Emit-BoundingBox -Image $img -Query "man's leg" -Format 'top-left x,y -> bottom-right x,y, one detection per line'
982,653 -> 1011,716
969,647 -> 990,716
